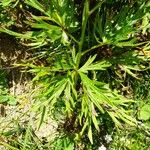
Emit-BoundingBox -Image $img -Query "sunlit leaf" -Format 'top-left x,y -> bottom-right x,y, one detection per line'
139,104 -> 150,120
79,55 -> 111,73
88,126 -> 93,144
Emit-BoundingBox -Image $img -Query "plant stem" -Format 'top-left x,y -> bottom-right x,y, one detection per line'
76,0 -> 89,69
81,43 -> 104,56
89,1 -> 104,16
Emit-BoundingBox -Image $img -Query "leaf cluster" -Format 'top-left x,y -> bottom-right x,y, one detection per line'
0,0 -> 150,149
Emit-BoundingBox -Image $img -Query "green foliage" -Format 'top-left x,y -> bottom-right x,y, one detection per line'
139,103 -> 150,120
0,0 -> 17,27
0,71 -> 16,105
111,126 -> 150,150
0,0 -> 150,149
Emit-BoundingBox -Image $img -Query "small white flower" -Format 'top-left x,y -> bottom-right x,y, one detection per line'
116,26 -> 121,30
105,134 -> 112,143
130,14 -> 133,18
98,144 -> 107,150
111,20 -> 114,23
127,34 -> 131,38
115,24 -> 122,30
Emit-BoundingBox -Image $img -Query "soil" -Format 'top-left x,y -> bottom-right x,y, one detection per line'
0,33 -> 57,149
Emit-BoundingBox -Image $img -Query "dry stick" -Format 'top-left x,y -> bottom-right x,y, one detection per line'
0,66 -> 20,70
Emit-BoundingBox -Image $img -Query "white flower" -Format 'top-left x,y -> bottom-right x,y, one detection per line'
116,26 -> 121,30
98,144 -> 107,150
111,20 -> 114,23
130,14 -> 133,18
115,24 -> 122,30
105,134 -> 112,143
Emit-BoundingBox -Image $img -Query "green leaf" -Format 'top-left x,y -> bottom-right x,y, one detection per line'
124,66 -> 141,79
139,104 -> 150,120
50,78 -> 68,100
88,126 -> 93,144
25,0 -> 45,13
0,95 -> 9,103
25,19 -> 62,42
114,39 -> 137,47
116,109 -> 137,126
1,0 -> 14,7
0,141 -> 19,150
28,21 -> 61,31
92,115 -> 99,131
79,55 -> 111,73
38,106 -> 46,130
107,111 -> 122,127
0,28 -> 35,39
80,72 -> 136,126
64,82 -> 75,115
79,72 -> 107,113
7,96 -> 17,105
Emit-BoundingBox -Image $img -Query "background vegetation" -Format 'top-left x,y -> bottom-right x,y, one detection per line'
0,0 -> 150,149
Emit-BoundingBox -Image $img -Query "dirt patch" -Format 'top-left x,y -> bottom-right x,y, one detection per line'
0,33 -> 32,94
0,33 -> 57,149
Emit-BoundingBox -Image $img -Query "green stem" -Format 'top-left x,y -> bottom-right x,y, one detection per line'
81,43 -> 104,56
76,0 -> 89,68
79,0 -> 89,52
66,31 -> 79,44
89,1 -> 104,16
73,0 -> 90,93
